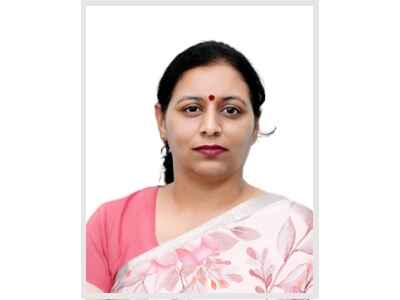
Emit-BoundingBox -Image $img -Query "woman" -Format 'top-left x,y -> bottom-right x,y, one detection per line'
86,40 -> 314,297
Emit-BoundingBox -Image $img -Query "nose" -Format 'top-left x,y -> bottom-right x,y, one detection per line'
199,107 -> 222,137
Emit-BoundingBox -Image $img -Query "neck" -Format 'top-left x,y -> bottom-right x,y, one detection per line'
165,168 -> 252,214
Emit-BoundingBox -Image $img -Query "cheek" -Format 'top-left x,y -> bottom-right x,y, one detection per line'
165,117 -> 198,146
225,122 -> 255,147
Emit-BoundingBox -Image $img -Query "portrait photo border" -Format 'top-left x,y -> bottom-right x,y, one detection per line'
81,0 -> 319,299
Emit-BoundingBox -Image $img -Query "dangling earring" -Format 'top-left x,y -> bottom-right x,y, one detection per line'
159,141 -> 169,183
160,144 -> 167,156
160,139 -> 170,155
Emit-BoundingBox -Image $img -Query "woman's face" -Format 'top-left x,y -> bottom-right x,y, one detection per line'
155,62 -> 259,181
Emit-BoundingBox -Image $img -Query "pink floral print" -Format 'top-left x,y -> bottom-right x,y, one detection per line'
246,208 -> 314,295
111,199 -> 314,297
114,230 -> 245,293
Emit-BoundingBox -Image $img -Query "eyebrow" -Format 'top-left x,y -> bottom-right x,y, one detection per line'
176,95 -> 247,106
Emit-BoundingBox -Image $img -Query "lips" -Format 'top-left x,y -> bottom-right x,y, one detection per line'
193,145 -> 228,151
193,145 -> 228,158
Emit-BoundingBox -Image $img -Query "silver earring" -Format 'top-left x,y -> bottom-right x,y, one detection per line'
159,142 -> 169,184
159,148 -> 165,183
160,144 -> 167,156
160,142 -> 170,156
257,126 -> 277,138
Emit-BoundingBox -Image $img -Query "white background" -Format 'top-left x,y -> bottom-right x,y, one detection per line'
86,5 -> 313,218
1,1 -> 400,300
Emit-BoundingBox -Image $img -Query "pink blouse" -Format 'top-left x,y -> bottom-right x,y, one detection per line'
86,186 -> 160,292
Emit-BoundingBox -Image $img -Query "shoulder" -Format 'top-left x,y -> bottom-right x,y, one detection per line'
260,191 -> 314,230
101,185 -> 159,211
285,196 -> 314,235
265,190 -> 313,214
87,185 -> 159,228
248,186 -> 311,214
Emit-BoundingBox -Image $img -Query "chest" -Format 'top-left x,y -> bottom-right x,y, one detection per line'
154,194 -> 219,245
155,207 -> 213,245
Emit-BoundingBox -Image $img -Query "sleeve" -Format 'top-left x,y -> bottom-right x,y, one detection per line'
86,203 -> 113,292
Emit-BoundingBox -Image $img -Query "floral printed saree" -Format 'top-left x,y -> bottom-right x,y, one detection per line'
109,192 -> 314,298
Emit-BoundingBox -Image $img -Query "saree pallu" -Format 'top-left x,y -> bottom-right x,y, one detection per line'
110,192 -> 314,298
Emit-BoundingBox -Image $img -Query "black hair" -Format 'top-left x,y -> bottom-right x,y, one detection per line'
157,40 -> 275,184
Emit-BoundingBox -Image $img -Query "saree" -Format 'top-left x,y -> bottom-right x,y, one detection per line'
107,189 -> 314,297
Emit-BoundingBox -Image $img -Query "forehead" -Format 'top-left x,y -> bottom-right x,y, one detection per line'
171,63 -> 250,102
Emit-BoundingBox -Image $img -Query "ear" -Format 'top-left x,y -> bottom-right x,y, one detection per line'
154,103 -> 167,141
251,119 -> 260,145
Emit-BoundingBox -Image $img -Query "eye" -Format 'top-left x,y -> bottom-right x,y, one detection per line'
222,106 -> 241,116
183,105 -> 201,114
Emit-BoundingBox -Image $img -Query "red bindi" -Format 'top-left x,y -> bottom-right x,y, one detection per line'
208,94 -> 215,101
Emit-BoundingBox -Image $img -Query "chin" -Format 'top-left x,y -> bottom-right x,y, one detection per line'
192,164 -> 231,177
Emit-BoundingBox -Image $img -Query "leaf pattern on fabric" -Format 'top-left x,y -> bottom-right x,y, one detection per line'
114,260 -> 155,292
184,274 -> 209,293
291,202 -> 313,231
201,234 -> 220,251
246,247 -> 258,260
111,201 -> 314,296
230,226 -> 261,240
176,248 -> 199,266
245,212 -> 313,296
277,217 -> 296,262
255,285 -> 265,293
206,231 -> 239,251
155,251 -> 178,267
276,263 -> 313,293
158,267 -> 179,291
191,243 -> 214,263
226,273 -> 243,283
295,231 -> 313,255
261,248 -> 268,266
117,229 -> 244,293
247,246 -> 275,294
